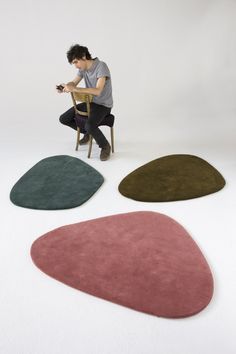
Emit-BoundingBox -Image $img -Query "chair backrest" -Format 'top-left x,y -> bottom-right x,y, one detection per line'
71,92 -> 93,116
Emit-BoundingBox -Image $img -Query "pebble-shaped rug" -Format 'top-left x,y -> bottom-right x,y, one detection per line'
118,154 -> 225,202
31,211 -> 214,318
10,155 -> 104,210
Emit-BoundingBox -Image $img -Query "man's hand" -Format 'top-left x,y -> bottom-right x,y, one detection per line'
63,82 -> 76,93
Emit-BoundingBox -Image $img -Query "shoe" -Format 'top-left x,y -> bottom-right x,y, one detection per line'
79,134 -> 90,145
100,143 -> 111,161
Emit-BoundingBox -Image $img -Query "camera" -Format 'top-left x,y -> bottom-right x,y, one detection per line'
56,85 -> 64,91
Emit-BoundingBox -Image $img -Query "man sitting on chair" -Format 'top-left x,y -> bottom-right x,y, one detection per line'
58,44 -> 113,161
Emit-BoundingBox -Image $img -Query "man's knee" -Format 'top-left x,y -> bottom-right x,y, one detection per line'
59,106 -> 75,125
59,113 -> 66,125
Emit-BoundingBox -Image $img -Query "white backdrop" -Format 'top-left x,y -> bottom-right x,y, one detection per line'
0,0 -> 235,140
0,1 -> 236,354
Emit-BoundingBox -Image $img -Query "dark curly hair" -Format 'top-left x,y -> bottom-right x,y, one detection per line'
67,44 -> 92,63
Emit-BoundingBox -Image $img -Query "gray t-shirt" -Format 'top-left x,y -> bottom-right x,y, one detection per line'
77,58 -> 113,108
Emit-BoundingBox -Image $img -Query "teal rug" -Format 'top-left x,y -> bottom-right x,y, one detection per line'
10,155 -> 104,210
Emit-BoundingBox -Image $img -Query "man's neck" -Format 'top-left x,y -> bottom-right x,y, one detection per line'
86,59 -> 94,71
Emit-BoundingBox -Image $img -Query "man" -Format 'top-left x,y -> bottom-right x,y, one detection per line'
58,44 -> 113,161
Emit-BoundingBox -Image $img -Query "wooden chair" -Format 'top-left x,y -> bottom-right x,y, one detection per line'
71,92 -> 115,158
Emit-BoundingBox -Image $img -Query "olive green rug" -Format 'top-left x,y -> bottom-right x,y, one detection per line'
10,155 -> 104,210
118,154 -> 225,202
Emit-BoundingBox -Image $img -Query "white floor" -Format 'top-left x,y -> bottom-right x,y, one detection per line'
0,115 -> 235,354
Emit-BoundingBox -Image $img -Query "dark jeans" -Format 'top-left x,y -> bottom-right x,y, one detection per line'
59,102 -> 111,148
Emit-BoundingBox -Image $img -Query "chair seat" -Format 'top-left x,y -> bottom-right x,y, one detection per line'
99,114 -> 115,128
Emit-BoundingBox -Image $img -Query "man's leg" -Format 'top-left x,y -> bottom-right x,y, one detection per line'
59,103 -> 86,131
59,106 -> 77,130
84,103 -> 112,161
85,103 -> 111,148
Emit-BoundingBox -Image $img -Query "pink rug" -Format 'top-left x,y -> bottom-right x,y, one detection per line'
31,212 -> 214,318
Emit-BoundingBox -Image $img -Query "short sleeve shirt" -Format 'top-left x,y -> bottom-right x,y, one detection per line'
77,58 -> 113,108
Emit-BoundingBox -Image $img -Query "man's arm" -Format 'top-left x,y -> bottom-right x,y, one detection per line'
56,76 -> 83,93
65,77 -> 106,96
66,75 -> 83,87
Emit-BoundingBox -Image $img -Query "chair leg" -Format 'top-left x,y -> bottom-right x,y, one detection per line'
88,135 -> 93,158
111,127 -> 114,153
75,127 -> 80,151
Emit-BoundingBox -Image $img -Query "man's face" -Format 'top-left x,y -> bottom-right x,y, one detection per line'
72,57 -> 87,70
